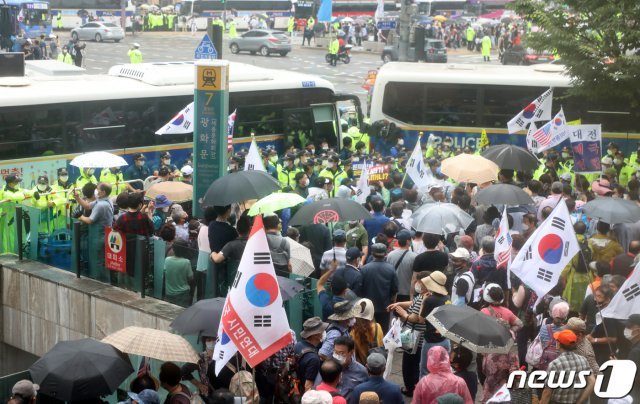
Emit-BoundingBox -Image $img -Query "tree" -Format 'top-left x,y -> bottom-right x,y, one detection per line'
510,0 -> 640,109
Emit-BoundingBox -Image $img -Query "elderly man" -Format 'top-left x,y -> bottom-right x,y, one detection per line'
537,181 -> 564,221
350,353 -> 402,404
295,317 -> 328,393
540,330 -> 595,404
564,317 -> 599,376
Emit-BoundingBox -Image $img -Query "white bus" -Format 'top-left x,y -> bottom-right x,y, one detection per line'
368,62 -> 640,153
0,60 -> 360,187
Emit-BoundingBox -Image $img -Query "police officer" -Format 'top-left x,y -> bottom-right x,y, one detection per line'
262,148 -> 279,179
153,152 -> 180,177
128,43 -> 143,64
53,168 -> 72,191
100,167 -> 129,195
318,156 -> 348,197
1,175 -> 29,253
277,153 -> 301,189
74,167 -> 98,190
123,153 -> 151,190
32,176 -> 66,231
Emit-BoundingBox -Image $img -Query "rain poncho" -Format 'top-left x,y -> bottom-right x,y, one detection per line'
412,346 -> 473,404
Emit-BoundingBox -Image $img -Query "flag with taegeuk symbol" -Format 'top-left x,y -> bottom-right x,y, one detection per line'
507,88 -> 553,134
601,260 -> 640,320
494,207 -> 512,270
227,109 -> 236,152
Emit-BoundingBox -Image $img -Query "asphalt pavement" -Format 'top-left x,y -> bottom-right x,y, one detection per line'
54,30 -> 494,105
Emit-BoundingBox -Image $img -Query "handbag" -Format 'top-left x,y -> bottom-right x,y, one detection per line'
400,323 -> 421,354
525,333 -> 544,366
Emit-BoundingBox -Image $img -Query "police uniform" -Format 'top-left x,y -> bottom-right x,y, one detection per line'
0,175 -> 29,254
318,166 -> 348,197
124,154 -> 151,190
100,169 -> 126,195
278,164 -> 301,189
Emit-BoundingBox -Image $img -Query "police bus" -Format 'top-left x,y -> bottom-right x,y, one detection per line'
368,62 -> 640,153
0,61 -> 360,187
0,0 -> 51,38
48,0 -> 135,30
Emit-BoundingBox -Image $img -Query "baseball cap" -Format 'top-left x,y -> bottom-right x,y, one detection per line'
559,172 -> 572,182
333,229 -> 346,242
12,380 -> 39,399
36,176 -> 48,185
180,165 -> 193,176
160,151 -> 171,159
133,153 -> 145,160
371,243 -> 387,256
57,168 -> 69,175
553,329 -> 577,345
346,247 -> 362,261
450,247 -> 471,261
4,174 -> 20,183
366,352 -> 386,373
397,229 -> 412,243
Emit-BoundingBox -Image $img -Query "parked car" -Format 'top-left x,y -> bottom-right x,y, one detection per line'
229,29 -> 291,57
501,45 -> 555,65
71,22 -> 124,42
381,39 -> 447,63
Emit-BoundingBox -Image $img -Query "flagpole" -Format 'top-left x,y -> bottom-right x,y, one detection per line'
585,256 -> 616,358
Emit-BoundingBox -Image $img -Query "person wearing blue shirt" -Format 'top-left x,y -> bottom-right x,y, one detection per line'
363,197 -> 389,247
317,265 -> 357,321
350,353 -> 403,404
316,335 -> 369,402
334,247 -> 364,296
123,153 -> 151,190
318,301 -> 357,361
295,317 -> 327,393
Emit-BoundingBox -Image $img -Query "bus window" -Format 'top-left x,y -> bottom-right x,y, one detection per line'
481,85 -> 546,128
0,108 -> 63,159
283,108 -> 315,149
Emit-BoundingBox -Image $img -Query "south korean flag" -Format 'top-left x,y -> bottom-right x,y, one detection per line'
602,261 -> 640,320
509,199 -> 579,303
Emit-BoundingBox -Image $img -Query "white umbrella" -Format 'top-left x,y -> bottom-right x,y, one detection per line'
342,17 -> 354,23
70,151 -> 128,169
287,237 -> 315,277
102,326 -> 199,364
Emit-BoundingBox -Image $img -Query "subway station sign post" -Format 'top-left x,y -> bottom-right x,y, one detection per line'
193,60 -> 229,218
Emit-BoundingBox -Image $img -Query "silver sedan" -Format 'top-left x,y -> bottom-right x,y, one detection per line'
71,22 -> 125,42
229,29 -> 292,57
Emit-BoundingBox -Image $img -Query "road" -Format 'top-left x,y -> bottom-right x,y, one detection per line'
59,30 -> 494,103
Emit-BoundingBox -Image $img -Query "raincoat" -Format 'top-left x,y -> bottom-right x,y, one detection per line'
412,346 -> 473,404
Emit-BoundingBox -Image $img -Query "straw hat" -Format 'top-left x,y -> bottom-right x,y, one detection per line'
421,271 -> 448,295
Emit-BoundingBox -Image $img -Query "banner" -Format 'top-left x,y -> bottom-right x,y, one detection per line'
374,0 -> 384,23
601,261 -> 640,320
406,138 -> 433,188
214,295 -> 239,375
367,164 -> 390,184
105,227 -> 126,273
509,200 -> 579,303
530,107 -> 569,153
244,139 -> 266,172
507,88 -> 553,134
219,216 -> 292,368
355,163 -> 371,204
317,0 -> 332,22
570,124 -> 602,174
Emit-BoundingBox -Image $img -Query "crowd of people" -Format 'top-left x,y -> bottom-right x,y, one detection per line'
5,132 -> 640,403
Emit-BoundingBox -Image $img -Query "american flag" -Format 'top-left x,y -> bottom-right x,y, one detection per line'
532,122 -> 552,147
227,109 -> 237,152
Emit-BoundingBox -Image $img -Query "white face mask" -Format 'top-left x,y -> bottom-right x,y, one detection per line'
136,160 -> 145,167
332,352 -> 346,365
37,184 -> 47,192
164,159 -> 171,165
94,189 -> 99,198
60,175 -> 69,182
322,145 -> 329,151
205,341 -> 215,350
624,328 -> 636,341
348,318 -> 356,327
294,158 -> 300,166
397,139 -> 404,146
87,169 -> 95,176
415,284 -> 422,294
522,224 -> 529,231
614,159 -> 623,165
561,152 -> 569,159
309,148 -> 315,155
269,156 -> 278,164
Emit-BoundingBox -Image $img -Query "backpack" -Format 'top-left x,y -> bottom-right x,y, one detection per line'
275,347 -> 316,404
230,370 -> 260,403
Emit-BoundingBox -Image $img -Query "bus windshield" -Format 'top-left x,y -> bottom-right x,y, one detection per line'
1,0 -> 51,37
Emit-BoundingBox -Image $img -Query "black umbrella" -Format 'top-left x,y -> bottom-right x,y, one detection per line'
289,198 -> 371,226
30,338 -> 133,401
277,275 -> 305,301
171,297 -> 225,337
426,305 -> 514,354
481,144 -> 539,172
583,197 -> 640,224
202,170 -> 281,206
475,184 -> 534,206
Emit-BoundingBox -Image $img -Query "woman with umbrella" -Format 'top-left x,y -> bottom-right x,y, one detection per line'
479,284 -> 522,402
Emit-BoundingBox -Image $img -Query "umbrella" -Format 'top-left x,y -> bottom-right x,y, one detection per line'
102,326 -> 200,364
583,197 -> 640,224
277,275 -> 305,301
433,15 -> 447,22
70,151 -> 128,169
426,305 -> 514,354
288,237 -> 315,277
29,338 -> 133,402
411,202 -> 473,235
248,193 -> 306,216
146,181 -> 193,203
481,144 -> 539,172
171,297 -> 225,337
475,184 -> 534,206
441,154 -> 498,184
289,198 -> 371,226
202,170 -> 281,206
342,17 -> 354,23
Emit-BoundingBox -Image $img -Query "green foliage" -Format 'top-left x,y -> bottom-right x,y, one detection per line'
510,0 -> 640,108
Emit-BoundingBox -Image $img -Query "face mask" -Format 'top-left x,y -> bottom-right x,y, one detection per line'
322,145 -> 329,151
436,167 -> 443,175
624,328 -> 636,341
87,169 -> 95,176
397,139 -> 404,146
309,148 -> 315,154
607,149 -> 614,156
37,184 -> 47,192
414,284 -> 422,294
269,156 -> 278,164
300,157 -> 308,164
327,163 -> 335,170
332,352 -> 346,365
522,224 -> 529,231
301,179 -> 309,188
205,341 -> 215,350
294,158 -> 300,166
60,175 -> 69,182
561,152 -> 569,159
136,160 -> 144,167
110,168 -> 118,174
94,190 -> 99,199
322,160 -> 329,168
164,159 -> 171,165
614,159 -> 623,165
348,318 -> 356,327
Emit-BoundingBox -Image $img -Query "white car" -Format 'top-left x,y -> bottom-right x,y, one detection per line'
71,22 -> 125,42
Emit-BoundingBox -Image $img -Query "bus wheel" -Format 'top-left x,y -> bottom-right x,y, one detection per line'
95,33 -> 103,42
114,39 -> 120,43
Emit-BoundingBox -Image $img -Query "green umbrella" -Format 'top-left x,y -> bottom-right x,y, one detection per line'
248,192 -> 306,216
